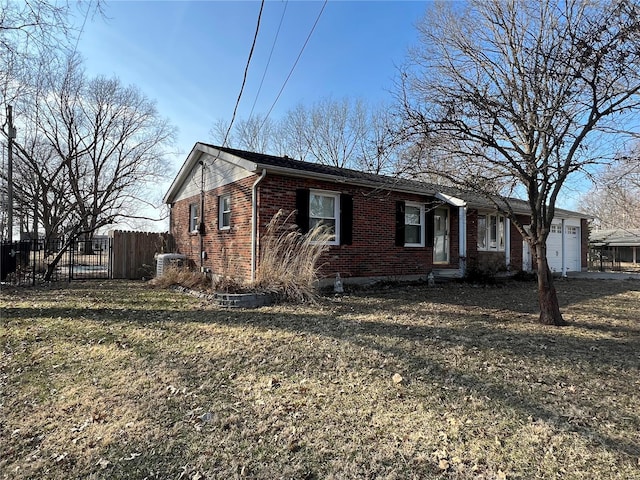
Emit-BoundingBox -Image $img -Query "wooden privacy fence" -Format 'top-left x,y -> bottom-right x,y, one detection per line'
110,230 -> 175,279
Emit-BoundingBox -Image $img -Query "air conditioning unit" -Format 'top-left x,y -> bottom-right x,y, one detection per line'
155,253 -> 187,277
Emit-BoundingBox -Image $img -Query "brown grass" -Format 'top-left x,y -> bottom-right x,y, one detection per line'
149,265 -> 210,290
255,209 -> 332,302
1,278 -> 640,479
151,210 -> 330,301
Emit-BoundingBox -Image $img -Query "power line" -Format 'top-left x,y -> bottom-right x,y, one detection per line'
260,0 -> 328,130
223,0 -> 265,147
248,0 -> 288,120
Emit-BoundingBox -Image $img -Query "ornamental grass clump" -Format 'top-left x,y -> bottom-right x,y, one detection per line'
255,209 -> 332,303
149,264 -> 209,290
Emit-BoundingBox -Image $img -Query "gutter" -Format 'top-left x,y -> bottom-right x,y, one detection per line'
251,169 -> 267,282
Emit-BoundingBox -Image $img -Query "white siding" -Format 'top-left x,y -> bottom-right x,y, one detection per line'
171,153 -> 253,202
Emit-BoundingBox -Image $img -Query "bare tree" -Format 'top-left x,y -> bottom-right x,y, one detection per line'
11,136 -> 72,240
16,55 -> 176,278
275,103 -> 311,161
580,149 -> 640,230
210,98 -> 405,174
0,0 -> 104,240
356,105 -> 402,175
210,114 -> 276,153
400,0 -> 640,325
305,97 -> 368,168
0,0 -> 102,107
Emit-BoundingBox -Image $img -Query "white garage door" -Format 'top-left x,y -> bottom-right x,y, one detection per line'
546,223 -> 580,273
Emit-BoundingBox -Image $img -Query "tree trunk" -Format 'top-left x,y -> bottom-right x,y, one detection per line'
535,243 -> 566,326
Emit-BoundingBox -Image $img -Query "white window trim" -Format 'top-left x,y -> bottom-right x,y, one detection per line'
404,202 -> 425,247
219,194 -> 231,230
477,212 -> 506,252
189,203 -> 199,233
310,189 -> 340,246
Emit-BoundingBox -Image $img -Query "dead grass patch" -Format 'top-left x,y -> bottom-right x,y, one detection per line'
1,278 -> 639,479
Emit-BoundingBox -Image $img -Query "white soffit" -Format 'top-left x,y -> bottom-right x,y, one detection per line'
436,192 -> 467,207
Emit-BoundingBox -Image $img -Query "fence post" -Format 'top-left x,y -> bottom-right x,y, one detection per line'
68,239 -> 73,282
108,237 -> 113,279
31,238 -> 36,286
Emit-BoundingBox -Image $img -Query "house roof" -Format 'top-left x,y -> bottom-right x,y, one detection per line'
164,142 -> 587,219
590,229 -> 640,247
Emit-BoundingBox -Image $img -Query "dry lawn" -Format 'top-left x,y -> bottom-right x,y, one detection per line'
1,278 -> 639,479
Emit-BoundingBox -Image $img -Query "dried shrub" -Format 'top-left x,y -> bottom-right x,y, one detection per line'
149,265 -> 209,290
255,209 -> 332,303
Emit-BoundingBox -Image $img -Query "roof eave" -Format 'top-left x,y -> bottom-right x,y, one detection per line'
252,162 -> 440,197
163,143 -> 259,204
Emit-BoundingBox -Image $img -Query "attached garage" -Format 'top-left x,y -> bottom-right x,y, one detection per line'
522,218 -> 583,274
546,221 -> 581,273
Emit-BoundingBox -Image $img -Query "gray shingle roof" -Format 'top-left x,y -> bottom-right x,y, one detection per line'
207,144 -> 584,219
590,229 -> 640,246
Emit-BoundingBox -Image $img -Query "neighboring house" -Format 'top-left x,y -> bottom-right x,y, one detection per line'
163,143 -> 589,284
590,229 -> 640,265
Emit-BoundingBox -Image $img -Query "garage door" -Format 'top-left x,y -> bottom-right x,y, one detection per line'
546,223 -> 580,273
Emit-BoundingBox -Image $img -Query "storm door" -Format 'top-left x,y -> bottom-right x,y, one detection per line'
434,207 -> 449,263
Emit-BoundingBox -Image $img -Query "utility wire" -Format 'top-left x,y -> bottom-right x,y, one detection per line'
248,0 -> 288,120
223,0 -> 265,147
260,0 -> 327,130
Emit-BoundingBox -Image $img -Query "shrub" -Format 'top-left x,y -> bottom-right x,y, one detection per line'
255,209 -> 332,303
149,265 -> 210,290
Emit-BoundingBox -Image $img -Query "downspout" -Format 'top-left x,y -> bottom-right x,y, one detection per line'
199,160 -> 205,270
505,217 -> 511,270
251,169 -> 267,282
459,205 -> 467,277
561,218 -> 567,277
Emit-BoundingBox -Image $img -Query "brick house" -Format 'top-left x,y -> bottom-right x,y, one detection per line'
163,143 -> 589,283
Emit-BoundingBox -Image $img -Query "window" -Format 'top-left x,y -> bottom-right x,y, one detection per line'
477,215 -> 487,249
189,203 -> 199,233
566,226 -> 578,235
550,224 -> 562,234
404,202 -> 425,247
477,213 -> 505,251
309,191 -> 340,244
219,194 -> 231,230
296,189 -> 352,246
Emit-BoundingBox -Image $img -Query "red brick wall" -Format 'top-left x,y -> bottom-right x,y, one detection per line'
509,214 -> 530,271
170,176 -> 255,279
169,171 -> 587,280
170,173 -> 463,282
257,175 -> 455,280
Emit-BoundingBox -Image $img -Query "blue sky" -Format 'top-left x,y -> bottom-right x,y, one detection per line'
74,0 -> 586,227
78,1 -> 427,162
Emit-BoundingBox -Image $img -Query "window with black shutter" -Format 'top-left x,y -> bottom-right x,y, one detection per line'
395,201 -> 405,246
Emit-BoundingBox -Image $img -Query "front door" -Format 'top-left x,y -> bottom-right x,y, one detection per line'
434,207 -> 449,263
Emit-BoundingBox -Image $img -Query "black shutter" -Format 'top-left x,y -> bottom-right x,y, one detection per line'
426,204 -> 435,247
296,189 -> 310,233
340,194 -> 353,245
395,201 -> 405,247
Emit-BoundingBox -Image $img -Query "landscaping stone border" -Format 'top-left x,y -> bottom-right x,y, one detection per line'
171,285 -> 276,309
